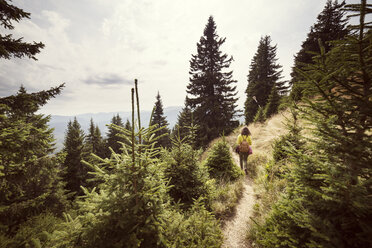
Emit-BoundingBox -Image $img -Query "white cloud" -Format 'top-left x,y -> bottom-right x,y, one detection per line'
2,0 -> 357,116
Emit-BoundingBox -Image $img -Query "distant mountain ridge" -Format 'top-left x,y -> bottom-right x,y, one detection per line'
49,106 -> 183,151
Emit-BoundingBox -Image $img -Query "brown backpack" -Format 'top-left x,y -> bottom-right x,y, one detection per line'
239,137 -> 250,153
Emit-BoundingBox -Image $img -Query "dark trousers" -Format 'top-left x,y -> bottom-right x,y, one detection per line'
239,152 -> 249,170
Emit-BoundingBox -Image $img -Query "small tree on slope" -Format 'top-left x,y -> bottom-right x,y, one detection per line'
204,138 -> 243,181
162,138 -> 213,209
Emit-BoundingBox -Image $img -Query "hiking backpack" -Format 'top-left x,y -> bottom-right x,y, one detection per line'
239,137 -> 250,153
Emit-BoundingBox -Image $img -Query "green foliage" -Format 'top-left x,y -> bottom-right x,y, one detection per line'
86,118 -> 106,159
150,92 -> 171,149
0,0 -> 44,60
1,212 -> 63,248
0,86 -> 67,238
106,114 -> 125,154
175,104 -> 193,140
49,82 -> 225,247
51,92 -> 171,247
62,118 -> 90,197
173,106 -> 199,149
204,138 -> 243,181
187,16 -> 239,148
161,200 -> 223,247
290,0 -> 349,100
264,85 -> 280,119
277,95 -> 292,112
245,35 -> 286,124
253,107 -> 265,123
272,110 -> 303,162
253,2 -> 372,247
162,138 -> 214,209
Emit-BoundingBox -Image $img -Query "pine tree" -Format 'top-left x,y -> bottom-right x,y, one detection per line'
245,35 -> 285,124
124,119 -> 132,131
0,0 -> 44,60
0,85 -> 67,237
106,114 -> 125,154
150,92 -> 171,148
290,0 -> 349,100
255,1 -> 372,247
63,118 -> 89,197
163,141 -> 213,209
187,16 -> 239,148
86,118 -> 105,158
175,104 -> 193,140
204,138 -> 243,181
264,85 -> 280,119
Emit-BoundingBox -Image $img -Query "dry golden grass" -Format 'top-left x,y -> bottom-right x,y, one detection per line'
247,109 -> 291,155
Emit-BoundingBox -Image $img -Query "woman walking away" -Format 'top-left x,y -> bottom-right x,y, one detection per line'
236,126 -> 252,173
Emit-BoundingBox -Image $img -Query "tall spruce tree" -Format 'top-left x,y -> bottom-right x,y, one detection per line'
290,0 -> 349,100
63,118 -> 89,197
255,1 -> 372,247
86,118 -> 105,158
0,85 -> 67,237
245,35 -> 285,124
187,16 -> 239,148
0,0 -> 44,60
150,92 -> 171,148
106,114 -> 125,154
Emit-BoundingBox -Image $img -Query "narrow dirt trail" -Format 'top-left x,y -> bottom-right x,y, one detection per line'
221,110 -> 290,247
221,145 -> 255,248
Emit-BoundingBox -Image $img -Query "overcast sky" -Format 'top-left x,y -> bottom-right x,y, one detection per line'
0,0 -> 360,116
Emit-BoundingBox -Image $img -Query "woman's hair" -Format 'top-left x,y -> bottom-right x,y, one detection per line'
241,126 -> 251,136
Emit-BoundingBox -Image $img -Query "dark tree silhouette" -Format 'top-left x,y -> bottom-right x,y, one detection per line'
150,92 -> 171,148
187,16 -> 239,147
245,36 -> 284,124
0,0 -> 44,60
290,0 -> 349,100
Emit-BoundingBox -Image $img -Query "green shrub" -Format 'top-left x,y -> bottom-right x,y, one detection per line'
0,212 -> 63,248
204,138 -> 243,181
264,160 -> 290,182
278,95 -> 291,112
162,200 -> 223,247
272,132 -> 303,163
51,146 -> 171,248
253,107 -> 265,123
162,143 -> 215,209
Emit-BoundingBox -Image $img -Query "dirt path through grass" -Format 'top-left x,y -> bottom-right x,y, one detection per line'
221,145 -> 255,248
221,111 -> 290,247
